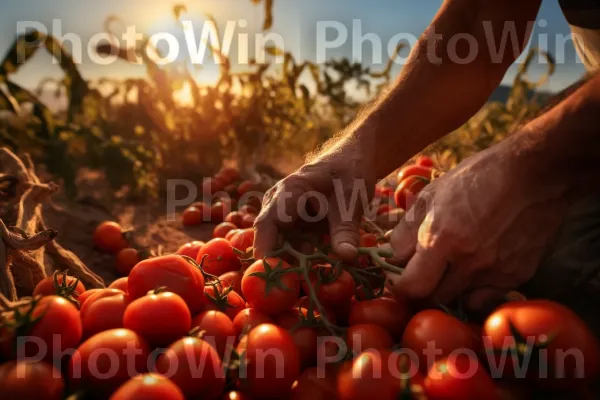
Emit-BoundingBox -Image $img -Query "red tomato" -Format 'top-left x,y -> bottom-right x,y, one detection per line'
1,296 -> 82,364
191,310 -> 236,356
350,297 -> 410,340
424,354 -> 499,400
403,310 -> 478,373
202,178 -> 226,195
156,337 -> 225,400
176,241 -> 205,260
291,366 -> 337,400
225,211 -> 244,227
0,361 -> 65,400
236,324 -> 300,399
482,300 -> 600,387
78,288 -> 102,307
346,324 -> 393,353
116,248 -> 140,276
213,222 -> 237,239
80,288 -> 125,319
394,175 -> 429,210
397,165 -> 433,183
276,308 -> 319,368
196,239 -> 242,276
224,229 -> 240,242
123,291 -> 191,348
68,329 -> 149,395
377,203 -> 392,215
109,277 -> 129,292
218,270 -> 244,298
240,213 -> 255,229
218,167 -> 240,183
203,284 -> 246,319
182,206 -> 203,226
110,374 -> 184,400
416,155 -> 435,168
232,308 -> 273,336
82,293 -> 130,337
237,180 -> 255,196
210,202 -> 229,223
238,205 -> 258,215
128,255 -> 205,314
33,271 -> 85,301
242,258 -> 300,316
337,350 -> 402,400
93,221 -> 127,254
359,233 -> 378,247
303,266 -> 355,308
230,228 -> 254,252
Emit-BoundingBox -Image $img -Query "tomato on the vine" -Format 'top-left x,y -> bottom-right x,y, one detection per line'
349,297 -> 410,340
236,323 -> 300,399
203,284 -> 246,319
156,336 -> 225,400
210,201 -> 229,223
276,308 -> 319,368
93,221 -> 127,254
232,308 -> 273,336
191,310 -> 236,356
242,258 -> 300,316
230,228 -> 254,252
182,206 -> 203,226
123,291 -> 191,348
110,374 -> 184,400
128,255 -> 205,314
0,361 -> 65,400
33,271 -> 85,301
196,238 -> 242,276
218,270 -> 244,298
359,233 -> 378,248
303,265 -> 355,307
402,310 -> 478,373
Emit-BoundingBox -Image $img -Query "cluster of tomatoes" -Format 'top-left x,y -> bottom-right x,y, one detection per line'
181,167 -> 261,227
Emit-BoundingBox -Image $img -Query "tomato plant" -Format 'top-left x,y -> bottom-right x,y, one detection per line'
116,248 -> 141,276
276,308 -> 319,368
93,221 -> 127,254
196,239 -> 242,276
123,291 -> 191,348
237,323 -> 300,399
68,329 -> 150,395
156,336 -> 225,400
242,258 -> 300,316
191,310 -> 236,356
110,374 -> 184,400
303,265 -> 355,307
128,255 -> 205,314
218,270 -> 244,298
0,361 -> 65,400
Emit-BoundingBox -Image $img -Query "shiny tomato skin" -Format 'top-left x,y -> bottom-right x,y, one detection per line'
236,323 -> 300,399
276,308 -> 319,369
94,221 -> 127,254
191,310 -> 236,356
123,292 -> 191,348
196,238 -> 242,276
210,202 -> 229,223
349,297 -> 410,340
182,206 -> 203,226
33,274 -> 86,300
213,222 -> 237,239
203,285 -> 246,319
68,329 -> 150,395
230,228 -> 254,252
80,288 -> 125,319
0,361 -> 65,400
237,180 -> 255,196
397,165 -> 433,183
225,211 -> 244,227
109,277 -> 129,292
403,310 -> 478,373
291,366 -> 337,400
240,213 -> 255,229
156,337 -> 225,400
416,155 -> 435,168
242,258 -> 300,316
128,255 -> 205,314
424,354 -> 499,400
218,270 -> 244,298
483,300 -> 600,387
224,229 -> 240,241
175,241 -> 205,260
82,293 -> 130,338
78,288 -> 102,307
337,350 -> 402,400
303,266 -> 355,308
394,175 -> 429,210
232,308 -> 273,336
115,248 -> 141,276
346,323 -> 394,353
110,374 -> 184,400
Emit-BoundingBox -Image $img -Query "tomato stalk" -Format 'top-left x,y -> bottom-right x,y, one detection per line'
52,270 -> 81,307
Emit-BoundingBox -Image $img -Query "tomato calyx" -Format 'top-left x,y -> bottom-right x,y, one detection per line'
0,296 -> 46,345
233,246 -> 255,264
247,258 -> 294,294
205,283 -> 237,311
181,254 -> 221,283
51,270 -> 81,307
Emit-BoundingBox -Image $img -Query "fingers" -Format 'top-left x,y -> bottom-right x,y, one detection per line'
328,195 -> 360,260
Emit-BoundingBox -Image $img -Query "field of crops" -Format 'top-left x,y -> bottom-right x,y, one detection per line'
2,2 -> 597,400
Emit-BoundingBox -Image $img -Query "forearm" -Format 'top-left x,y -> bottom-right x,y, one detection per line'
324,0 -> 540,178
510,73 -> 600,201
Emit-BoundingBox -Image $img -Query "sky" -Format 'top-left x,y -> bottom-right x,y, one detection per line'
0,0 -> 588,97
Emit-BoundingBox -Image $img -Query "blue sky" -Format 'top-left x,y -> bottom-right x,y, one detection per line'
0,0 -> 587,94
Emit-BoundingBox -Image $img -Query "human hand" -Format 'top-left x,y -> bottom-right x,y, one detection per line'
253,137 -> 377,261
384,138 -> 569,310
